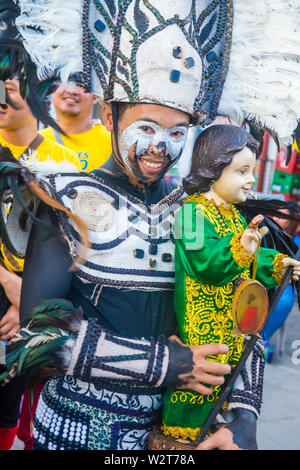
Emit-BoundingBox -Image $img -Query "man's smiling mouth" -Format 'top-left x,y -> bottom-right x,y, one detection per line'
139,157 -> 167,173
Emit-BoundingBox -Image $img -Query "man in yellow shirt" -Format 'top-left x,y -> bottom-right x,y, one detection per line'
40,82 -> 112,171
0,80 -> 81,170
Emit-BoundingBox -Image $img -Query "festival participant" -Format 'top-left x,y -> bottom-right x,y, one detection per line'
1,0 -> 300,452
161,125 -> 300,448
40,82 -> 112,171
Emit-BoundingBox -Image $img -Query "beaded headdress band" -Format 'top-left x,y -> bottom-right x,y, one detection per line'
13,0 -> 300,144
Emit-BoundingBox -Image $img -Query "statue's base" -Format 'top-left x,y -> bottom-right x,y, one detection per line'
147,426 -> 197,450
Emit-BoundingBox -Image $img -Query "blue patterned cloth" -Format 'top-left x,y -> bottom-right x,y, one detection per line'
33,375 -> 164,450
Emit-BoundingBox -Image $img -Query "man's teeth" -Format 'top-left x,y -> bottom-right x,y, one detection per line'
143,161 -> 162,168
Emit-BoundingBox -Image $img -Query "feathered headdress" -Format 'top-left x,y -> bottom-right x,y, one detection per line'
13,0 -> 300,146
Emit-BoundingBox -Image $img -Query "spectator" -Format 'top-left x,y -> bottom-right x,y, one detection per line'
40,82 -> 112,171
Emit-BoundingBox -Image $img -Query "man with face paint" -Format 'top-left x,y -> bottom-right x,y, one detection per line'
4,0 -> 300,452
102,103 -> 189,187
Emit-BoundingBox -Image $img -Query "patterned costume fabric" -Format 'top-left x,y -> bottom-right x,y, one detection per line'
46,171 -> 184,291
1,0 -> 299,451
29,170 -> 183,450
33,376 -> 164,450
162,194 -> 285,441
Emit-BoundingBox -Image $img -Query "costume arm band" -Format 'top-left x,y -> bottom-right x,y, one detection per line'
66,319 -> 169,387
226,337 -> 265,418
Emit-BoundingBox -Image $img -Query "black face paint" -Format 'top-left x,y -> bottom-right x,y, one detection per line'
162,337 -> 195,388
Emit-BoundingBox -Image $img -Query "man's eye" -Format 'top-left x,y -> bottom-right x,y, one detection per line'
170,131 -> 184,139
140,125 -> 154,134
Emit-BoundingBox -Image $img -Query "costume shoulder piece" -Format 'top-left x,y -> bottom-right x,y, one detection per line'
0,146 -> 80,259
13,0 -> 300,145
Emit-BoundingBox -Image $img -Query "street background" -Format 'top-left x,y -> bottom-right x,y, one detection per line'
257,300 -> 300,450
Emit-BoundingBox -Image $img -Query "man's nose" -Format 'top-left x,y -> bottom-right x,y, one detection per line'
150,141 -> 168,157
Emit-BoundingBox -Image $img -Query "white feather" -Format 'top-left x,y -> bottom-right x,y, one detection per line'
15,0 -> 83,82
20,150 -> 80,175
219,0 -> 300,145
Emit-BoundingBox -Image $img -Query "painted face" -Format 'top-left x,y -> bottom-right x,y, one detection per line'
210,147 -> 256,205
118,117 -> 188,183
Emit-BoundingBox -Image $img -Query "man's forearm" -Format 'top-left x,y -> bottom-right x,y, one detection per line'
227,337 -> 265,418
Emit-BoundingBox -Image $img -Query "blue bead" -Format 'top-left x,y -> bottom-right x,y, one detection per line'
66,188 -> 78,199
206,51 -> 217,63
170,70 -> 180,83
184,57 -> 195,68
148,259 -> 157,270
149,244 -> 158,255
133,249 -> 144,259
128,214 -> 139,223
161,253 -> 172,263
95,20 -> 106,32
172,46 -> 183,58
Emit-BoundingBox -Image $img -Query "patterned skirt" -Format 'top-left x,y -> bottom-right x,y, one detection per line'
33,375 -> 164,450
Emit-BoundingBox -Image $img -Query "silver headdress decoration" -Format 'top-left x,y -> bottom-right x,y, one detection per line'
14,0 -> 300,145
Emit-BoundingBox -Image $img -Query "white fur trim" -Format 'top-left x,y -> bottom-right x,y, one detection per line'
20,150 -> 80,175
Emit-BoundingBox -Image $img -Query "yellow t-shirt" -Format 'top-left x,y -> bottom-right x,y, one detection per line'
0,132 -> 81,272
40,122 -> 112,171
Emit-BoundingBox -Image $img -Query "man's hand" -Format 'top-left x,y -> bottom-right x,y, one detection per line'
196,409 -> 257,450
163,336 -> 231,395
0,265 -> 22,309
0,304 -> 20,340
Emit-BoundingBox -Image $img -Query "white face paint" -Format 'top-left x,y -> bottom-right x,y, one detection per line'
119,120 -> 188,168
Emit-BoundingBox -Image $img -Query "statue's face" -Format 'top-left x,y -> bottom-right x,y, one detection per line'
103,103 -> 189,184
211,147 -> 256,204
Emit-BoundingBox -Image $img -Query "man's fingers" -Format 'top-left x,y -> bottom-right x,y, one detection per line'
196,432 -> 222,450
196,427 -> 240,451
193,343 -> 229,357
196,359 -> 231,376
178,382 -> 213,396
1,326 -> 19,341
196,372 -> 225,387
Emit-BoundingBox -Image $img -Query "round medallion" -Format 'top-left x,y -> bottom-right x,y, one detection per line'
72,191 -> 115,232
232,280 -> 269,336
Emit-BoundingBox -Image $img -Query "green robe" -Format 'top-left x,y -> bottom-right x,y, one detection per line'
162,194 -> 285,441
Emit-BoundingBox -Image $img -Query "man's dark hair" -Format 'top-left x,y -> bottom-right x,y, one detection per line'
182,124 -> 259,195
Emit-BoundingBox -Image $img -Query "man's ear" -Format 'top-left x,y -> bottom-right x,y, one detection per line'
102,104 -> 113,132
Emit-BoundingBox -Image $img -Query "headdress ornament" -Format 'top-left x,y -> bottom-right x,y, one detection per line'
10,0 -> 300,145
